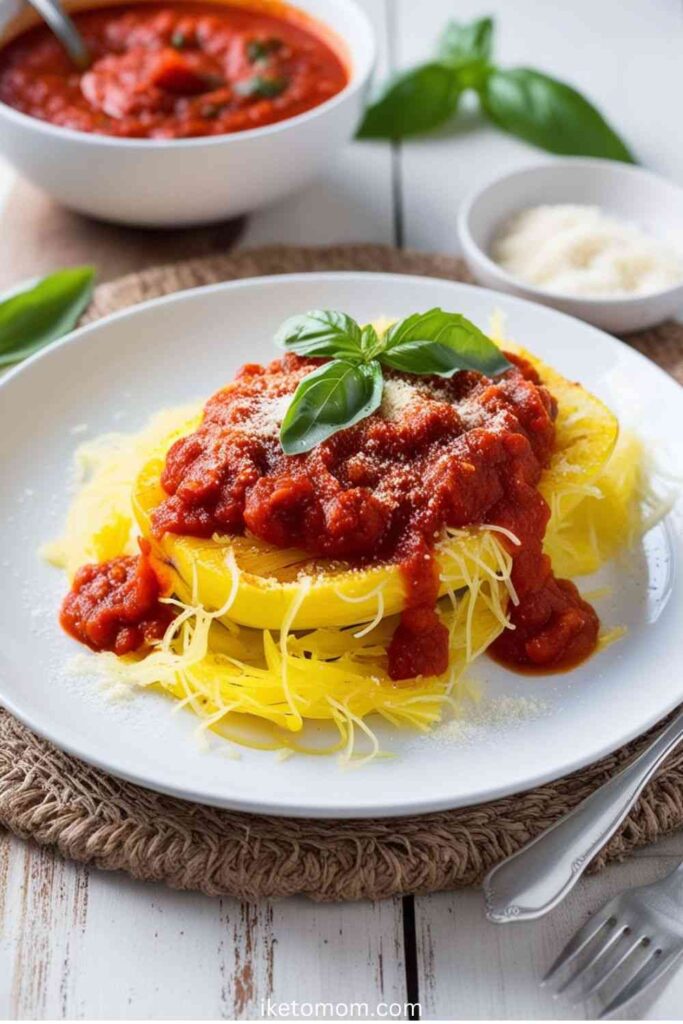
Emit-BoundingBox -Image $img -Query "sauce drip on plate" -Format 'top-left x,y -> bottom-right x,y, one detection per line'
60,540 -> 173,655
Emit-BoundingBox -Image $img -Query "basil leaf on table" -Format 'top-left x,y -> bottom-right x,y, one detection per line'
356,63 -> 461,140
381,309 -> 511,377
438,17 -> 494,67
481,67 -> 635,162
274,309 -> 363,359
280,359 -> 383,455
0,266 -> 95,367
355,13 -> 634,161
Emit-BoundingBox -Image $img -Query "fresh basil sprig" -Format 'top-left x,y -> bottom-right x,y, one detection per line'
0,266 -> 95,368
276,308 -> 510,454
357,15 -> 634,162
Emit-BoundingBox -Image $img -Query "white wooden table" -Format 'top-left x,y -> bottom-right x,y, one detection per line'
1,0 -> 683,1017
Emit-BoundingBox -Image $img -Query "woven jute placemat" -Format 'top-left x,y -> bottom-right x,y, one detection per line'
2,243 -> 682,903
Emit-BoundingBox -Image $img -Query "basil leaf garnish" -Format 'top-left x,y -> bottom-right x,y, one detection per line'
379,339 -> 482,376
247,38 -> 283,64
356,63 -> 461,140
381,309 -> 511,377
274,308 -> 512,452
170,30 -> 188,50
235,75 -> 288,98
481,67 -> 634,162
0,266 -> 95,367
275,310 -> 363,359
280,359 -> 383,455
438,17 -> 494,67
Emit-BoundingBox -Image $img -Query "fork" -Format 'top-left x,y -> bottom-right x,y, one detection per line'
483,705 -> 683,922
543,863 -> 683,1018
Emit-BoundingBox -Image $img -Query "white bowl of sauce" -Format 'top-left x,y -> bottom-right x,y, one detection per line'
0,0 -> 375,226
458,159 -> 683,333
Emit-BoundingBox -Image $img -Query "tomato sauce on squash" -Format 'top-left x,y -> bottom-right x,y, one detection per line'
147,351 -> 600,679
0,2 -> 348,139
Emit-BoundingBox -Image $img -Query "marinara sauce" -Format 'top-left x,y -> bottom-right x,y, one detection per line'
0,2 -> 347,139
148,352 -> 599,680
60,539 -> 173,654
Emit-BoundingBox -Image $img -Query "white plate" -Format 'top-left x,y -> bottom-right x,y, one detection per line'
0,273 -> 681,819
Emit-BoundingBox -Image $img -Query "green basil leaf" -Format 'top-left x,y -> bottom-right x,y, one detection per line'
170,30 -> 188,50
0,266 -> 95,367
246,37 -> 282,64
234,74 -> 288,98
280,359 -> 383,455
274,310 -> 363,359
356,63 -> 461,140
378,338 -> 480,376
438,16 -> 494,67
381,308 -> 510,377
481,67 -> 635,162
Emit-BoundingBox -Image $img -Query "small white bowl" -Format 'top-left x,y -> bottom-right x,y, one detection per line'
0,0 -> 375,227
458,158 -> 683,333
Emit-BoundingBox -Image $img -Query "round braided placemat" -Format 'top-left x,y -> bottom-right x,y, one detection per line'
2,243 -> 682,903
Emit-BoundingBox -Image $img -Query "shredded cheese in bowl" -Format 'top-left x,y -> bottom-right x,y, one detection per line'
492,204 -> 683,298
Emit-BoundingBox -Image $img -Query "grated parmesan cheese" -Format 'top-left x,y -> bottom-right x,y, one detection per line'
429,695 -> 547,744
492,204 -> 683,297
239,393 -> 291,438
380,379 -> 421,420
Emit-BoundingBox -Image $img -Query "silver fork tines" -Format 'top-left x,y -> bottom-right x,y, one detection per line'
543,913 -> 615,984
543,864 -> 683,1018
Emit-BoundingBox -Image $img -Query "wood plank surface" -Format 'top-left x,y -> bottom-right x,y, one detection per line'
0,834 -> 407,1019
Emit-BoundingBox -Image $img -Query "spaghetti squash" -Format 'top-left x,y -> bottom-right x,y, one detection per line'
46,308 -> 655,760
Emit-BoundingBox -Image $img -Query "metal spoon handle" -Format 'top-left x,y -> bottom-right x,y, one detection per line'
27,0 -> 91,70
483,705 -> 683,922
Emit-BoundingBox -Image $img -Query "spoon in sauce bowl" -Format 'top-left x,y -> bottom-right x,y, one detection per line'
26,0 -> 91,70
